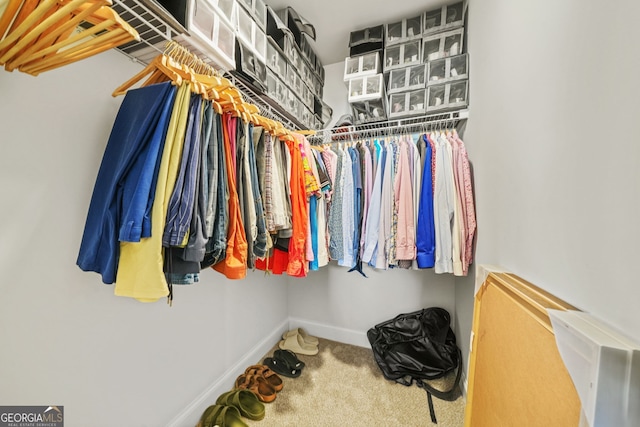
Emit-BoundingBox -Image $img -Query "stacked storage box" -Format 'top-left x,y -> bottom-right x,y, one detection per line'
233,0 -> 268,91
175,0 -> 238,71
384,1 -> 468,116
263,6 -> 330,130
420,1 -> 468,113
345,25 -> 385,124
344,51 -> 386,123
343,1 -> 468,124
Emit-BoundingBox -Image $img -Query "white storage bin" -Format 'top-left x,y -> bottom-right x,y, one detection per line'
253,27 -> 266,61
388,64 -> 426,94
348,74 -> 384,102
423,28 -> 464,62
389,92 -> 409,117
388,89 -> 426,118
423,1 -> 466,35
184,0 -> 236,71
384,39 -> 421,71
301,82 -> 314,110
212,0 -> 237,29
385,15 -> 422,45
300,62 -> 313,91
447,79 -> 468,108
343,51 -> 381,81
237,6 -> 253,47
266,37 -> 287,76
253,0 -> 267,30
266,69 -> 281,101
408,89 -> 427,114
427,53 -> 468,85
351,99 -> 387,123
235,40 -> 266,87
236,6 -> 266,61
426,80 -> 468,111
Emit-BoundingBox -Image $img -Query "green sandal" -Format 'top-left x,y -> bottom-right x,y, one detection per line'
216,389 -> 265,421
197,404 -> 225,427
215,405 -> 248,427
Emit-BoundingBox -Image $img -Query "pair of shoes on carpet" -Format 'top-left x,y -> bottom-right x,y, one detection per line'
278,328 -> 319,356
234,364 -> 283,403
197,389 -> 262,427
264,349 -> 305,378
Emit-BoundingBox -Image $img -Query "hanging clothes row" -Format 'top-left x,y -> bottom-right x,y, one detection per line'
76,42 -> 307,303
289,127 -> 476,279
76,42 -> 476,304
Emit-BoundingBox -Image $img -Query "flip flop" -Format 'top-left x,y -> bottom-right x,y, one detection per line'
216,389 -> 265,421
278,333 -> 319,356
264,356 -> 302,378
274,349 -> 305,369
282,327 -> 319,345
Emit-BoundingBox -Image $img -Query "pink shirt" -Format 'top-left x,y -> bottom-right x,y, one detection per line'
395,136 -> 417,260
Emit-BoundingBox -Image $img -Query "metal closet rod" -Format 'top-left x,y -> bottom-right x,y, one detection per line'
309,110 -> 469,143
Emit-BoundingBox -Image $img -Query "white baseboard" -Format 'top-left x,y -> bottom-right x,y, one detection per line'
164,318 -> 290,427
288,317 -> 370,348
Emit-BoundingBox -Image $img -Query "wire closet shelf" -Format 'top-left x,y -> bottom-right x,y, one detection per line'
110,0 -> 302,130
308,110 -> 469,145
109,0 -> 469,137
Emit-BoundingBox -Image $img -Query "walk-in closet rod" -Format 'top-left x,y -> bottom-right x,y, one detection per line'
309,110 -> 469,144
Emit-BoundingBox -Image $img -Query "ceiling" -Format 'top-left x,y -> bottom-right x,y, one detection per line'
264,0 -> 448,65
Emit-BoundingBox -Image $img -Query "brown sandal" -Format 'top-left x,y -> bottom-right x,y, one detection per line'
245,364 -> 284,392
234,373 -> 277,403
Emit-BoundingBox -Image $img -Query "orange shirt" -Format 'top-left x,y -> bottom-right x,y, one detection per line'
213,114 -> 248,279
285,135 -> 309,277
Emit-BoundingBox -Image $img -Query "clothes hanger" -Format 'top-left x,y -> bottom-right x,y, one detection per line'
22,28 -> 135,75
0,0 -> 24,41
19,4 -> 138,74
112,52 -> 186,97
2,0 -> 111,66
3,0 -> 108,70
0,0 -> 66,60
1,0 -> 63,61
6,2 -> 113,70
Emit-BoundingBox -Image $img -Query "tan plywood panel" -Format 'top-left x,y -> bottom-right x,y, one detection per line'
464,273 -> 581,427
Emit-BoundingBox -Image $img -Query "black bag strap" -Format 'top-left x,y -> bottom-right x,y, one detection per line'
415,347 -> 463,424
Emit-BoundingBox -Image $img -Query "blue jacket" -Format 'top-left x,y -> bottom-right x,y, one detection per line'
77,82 -> 176,284
416,135 -> 436,268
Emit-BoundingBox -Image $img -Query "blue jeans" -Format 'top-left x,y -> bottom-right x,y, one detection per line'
163,94 -> 203,247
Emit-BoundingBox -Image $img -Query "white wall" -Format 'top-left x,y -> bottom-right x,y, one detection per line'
0,51 -> 289,427
288,265 -> 456,346
455,0 -> 640,366
321,62 -> 351,129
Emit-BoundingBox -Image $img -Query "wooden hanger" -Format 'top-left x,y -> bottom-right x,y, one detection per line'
0,0 -> 59,58
22,28 -> 135,75
1,0 -> 136,74
0,0 -> 25,40
112,54 -> 186,96
5,0 -> 109,70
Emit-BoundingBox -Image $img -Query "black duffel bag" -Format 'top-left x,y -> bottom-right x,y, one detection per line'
367,307 -> 462,424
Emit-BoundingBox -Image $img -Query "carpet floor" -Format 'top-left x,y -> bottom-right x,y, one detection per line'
245,338 -> 465,427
